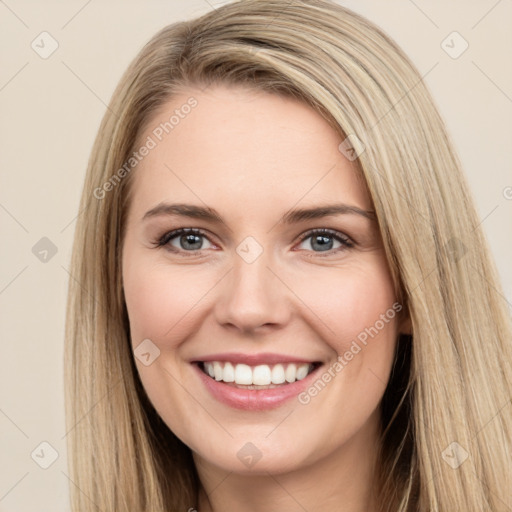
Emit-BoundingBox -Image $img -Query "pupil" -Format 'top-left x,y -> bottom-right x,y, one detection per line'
312,235 -> 332,251
182,234 -> 202,250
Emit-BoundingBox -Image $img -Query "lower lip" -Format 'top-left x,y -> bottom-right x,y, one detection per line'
193,363 -> 322,410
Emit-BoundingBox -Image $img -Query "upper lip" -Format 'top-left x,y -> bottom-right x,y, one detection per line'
191,352 -> 321,365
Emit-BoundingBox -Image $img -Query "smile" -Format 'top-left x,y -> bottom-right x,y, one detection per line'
192,356 -> 324,410
200,361 -> 318,388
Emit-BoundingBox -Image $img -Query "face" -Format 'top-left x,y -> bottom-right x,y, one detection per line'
122,84 -> 405,476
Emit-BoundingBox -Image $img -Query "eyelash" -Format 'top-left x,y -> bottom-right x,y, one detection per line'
151,227 -> 354,257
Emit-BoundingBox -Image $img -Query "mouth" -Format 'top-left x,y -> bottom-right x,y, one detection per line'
191,357 -> 324,410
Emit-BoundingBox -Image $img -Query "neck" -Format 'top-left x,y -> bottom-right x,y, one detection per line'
194,411 -> 382,512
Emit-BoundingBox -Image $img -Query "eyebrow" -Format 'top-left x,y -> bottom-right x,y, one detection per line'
142,202 -> 375,224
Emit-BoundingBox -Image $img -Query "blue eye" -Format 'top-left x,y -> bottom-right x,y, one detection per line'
153,227 -> 353,256
296,229 -> 353,255
155,228 -> 213,252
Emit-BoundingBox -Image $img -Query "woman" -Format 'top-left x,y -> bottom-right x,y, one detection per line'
64,0 -> 512,510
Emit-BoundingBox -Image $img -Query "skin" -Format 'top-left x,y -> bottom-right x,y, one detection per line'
122,84 -> 409,512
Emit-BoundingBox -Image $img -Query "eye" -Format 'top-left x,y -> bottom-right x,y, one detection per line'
152,227 -> 354,256
153,228 -> 215,253
295,228 -> 353,255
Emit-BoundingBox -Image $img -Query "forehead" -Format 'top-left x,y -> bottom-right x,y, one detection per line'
127,84 -> 372,220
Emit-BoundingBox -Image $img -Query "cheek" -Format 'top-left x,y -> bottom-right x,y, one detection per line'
123,257 -> 215,345
122,254 -> 213,440
288,258 -> 398,345
290,259 -> 399,397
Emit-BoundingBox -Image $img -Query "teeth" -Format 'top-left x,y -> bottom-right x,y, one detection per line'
271,364 -> 286,384
223,362 -> 235,382
253,365 -> 272,385
214,362 -> 223,381
202,362 -> 314,385
296,364 -> 309,380
234,364 -> 252,385
285,364 -> 296,383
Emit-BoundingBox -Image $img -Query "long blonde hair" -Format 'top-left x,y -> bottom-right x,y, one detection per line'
64,1 -> 512,510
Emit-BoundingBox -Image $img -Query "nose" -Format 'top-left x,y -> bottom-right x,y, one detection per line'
214,242 -> 291,334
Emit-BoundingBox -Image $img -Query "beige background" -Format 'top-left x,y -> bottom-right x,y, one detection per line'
1,0 -> 511,510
